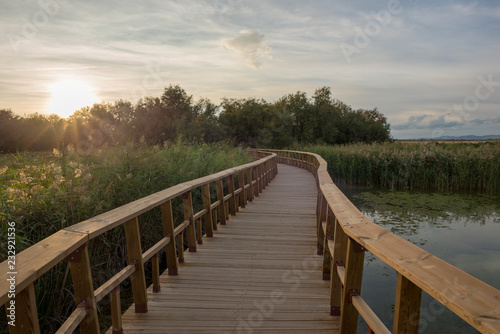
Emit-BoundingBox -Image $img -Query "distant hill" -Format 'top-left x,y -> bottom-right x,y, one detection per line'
421,135 -> 500,141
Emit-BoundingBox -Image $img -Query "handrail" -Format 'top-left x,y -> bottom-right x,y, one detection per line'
0,151 -> 278,333
263,149 -> 500,334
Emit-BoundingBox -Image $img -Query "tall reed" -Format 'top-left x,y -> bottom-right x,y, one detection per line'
296,141 -> 500,193
0,141 -> 253,332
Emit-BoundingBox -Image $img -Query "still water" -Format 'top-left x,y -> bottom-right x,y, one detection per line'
338,185 -> 500,333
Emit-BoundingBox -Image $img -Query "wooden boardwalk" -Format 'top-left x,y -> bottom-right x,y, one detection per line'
115,164 -> 340,333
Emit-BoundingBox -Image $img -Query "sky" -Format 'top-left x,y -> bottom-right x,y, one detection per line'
1,0 -> 499,139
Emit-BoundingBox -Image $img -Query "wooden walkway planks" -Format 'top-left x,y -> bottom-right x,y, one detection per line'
114,164 -> 340,333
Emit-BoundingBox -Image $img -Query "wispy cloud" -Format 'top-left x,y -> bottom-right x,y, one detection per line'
1,0 -> 499,138
393,114 -> 500,131
223,30 -> 272,68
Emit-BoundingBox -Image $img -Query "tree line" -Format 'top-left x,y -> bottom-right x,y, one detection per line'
0,85 -> 391,153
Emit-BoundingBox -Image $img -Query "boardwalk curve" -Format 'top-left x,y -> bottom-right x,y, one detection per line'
115,164 -> 340,333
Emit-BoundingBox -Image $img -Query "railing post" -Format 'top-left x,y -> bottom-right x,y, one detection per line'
228,175 -> 237,216
322,207 -> 335,280
202,184 -> 214,237
177,232 -> 185,263
65,242 -> 100,333
161,200 -> 178,275
258,164 -> 263,194
263,161 -> 269,188
393,273 -> 422,334
216,179 -> 227,225
196,218 -> 203,244
212,206 -> 218,231
239,171 -> 247,208
330,216 -> 348,316
152,253 -> 161,292
253,166 -> 260,198
182,191 -> 197,252
340,237 -> 366,333
110,286 -> 123,334
316,193 -> 327,255
9,283 -> 40,334
124,217 -> 148,313
247,168 -> 254,202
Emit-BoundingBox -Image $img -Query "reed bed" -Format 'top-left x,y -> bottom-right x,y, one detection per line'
297,141 -> 500,193
0,141 -> 252,332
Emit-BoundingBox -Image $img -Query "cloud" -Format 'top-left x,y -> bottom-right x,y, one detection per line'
393,113 -> 500,131
393,114 -> 462,130
223,30 -> 272,68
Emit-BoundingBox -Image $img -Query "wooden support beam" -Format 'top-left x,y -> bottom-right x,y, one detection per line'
262,161 -> 268,189
161,200 -> 178,276
228,175 -> 237,216
182,191 -> 197,252
239,171 -> 247,208
215,179 -> 226,225
316,194 -> 327,255
152,253 -> 160,293
330,217 -> 348,316
254,166 -> 260,198
110,286 -> 123,334
322,207 -> 335,280
212,207 -> 218,231
247,168 -> 254,202
124,218 -> 148,313
196,219 -> 203,244
340,237 -> 366,333
202,184 -> 214,237
9,282 -> 40,334
67,242 -> 100,332
393,273 -> 422,334
177,232 -> 185,263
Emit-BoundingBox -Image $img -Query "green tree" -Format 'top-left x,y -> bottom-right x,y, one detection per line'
219,98 -> 272,147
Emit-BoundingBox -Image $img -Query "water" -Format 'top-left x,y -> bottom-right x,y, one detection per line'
337,184 -> 500,333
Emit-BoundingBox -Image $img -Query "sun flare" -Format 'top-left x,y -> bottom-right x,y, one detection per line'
48,80 -> 99,118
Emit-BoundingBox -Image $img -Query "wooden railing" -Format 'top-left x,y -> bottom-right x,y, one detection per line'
263,149 -> 500,334
0,151 -> 277,334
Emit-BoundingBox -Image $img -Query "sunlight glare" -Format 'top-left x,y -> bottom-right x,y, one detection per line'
48,80 -> 99,118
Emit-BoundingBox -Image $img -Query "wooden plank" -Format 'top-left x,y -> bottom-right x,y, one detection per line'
216,179 -> 226,225
62,154 -> 278,240
110,286 -> 122,334
55,306 -> 86,334
352,295 -> 390,334
94,264 -> 135,302
393,272 -> 422,334
202,184 -> 214,237
142,236 -> 170,263
161,200 -> 178,275
247,167 -> 254,202
9,283 -> 40,334
228,175 -> 237,215
330,217 -> 347,316
182,191 -> 197,252
339,237 -> 365,334
124,217 -> 148,313
152,254 -> 160,293
112,164 -> 339,334
239,170 -> 247,208
67,243 -> 100,333
0,230 -> 88,306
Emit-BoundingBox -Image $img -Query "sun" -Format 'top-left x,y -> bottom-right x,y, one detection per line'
48,80 -> 99,118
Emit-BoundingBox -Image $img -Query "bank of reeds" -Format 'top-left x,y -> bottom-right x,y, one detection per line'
296,141 -> 500,193
0,141 -> 252,332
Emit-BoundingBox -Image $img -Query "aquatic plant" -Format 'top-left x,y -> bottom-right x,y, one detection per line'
296,141 -> 500,193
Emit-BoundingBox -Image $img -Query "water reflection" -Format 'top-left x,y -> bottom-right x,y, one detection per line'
338,185 -> 500,333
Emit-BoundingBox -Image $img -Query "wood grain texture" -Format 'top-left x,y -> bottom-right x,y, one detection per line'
111,164 -> 339,333
266,149 -> 500,334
